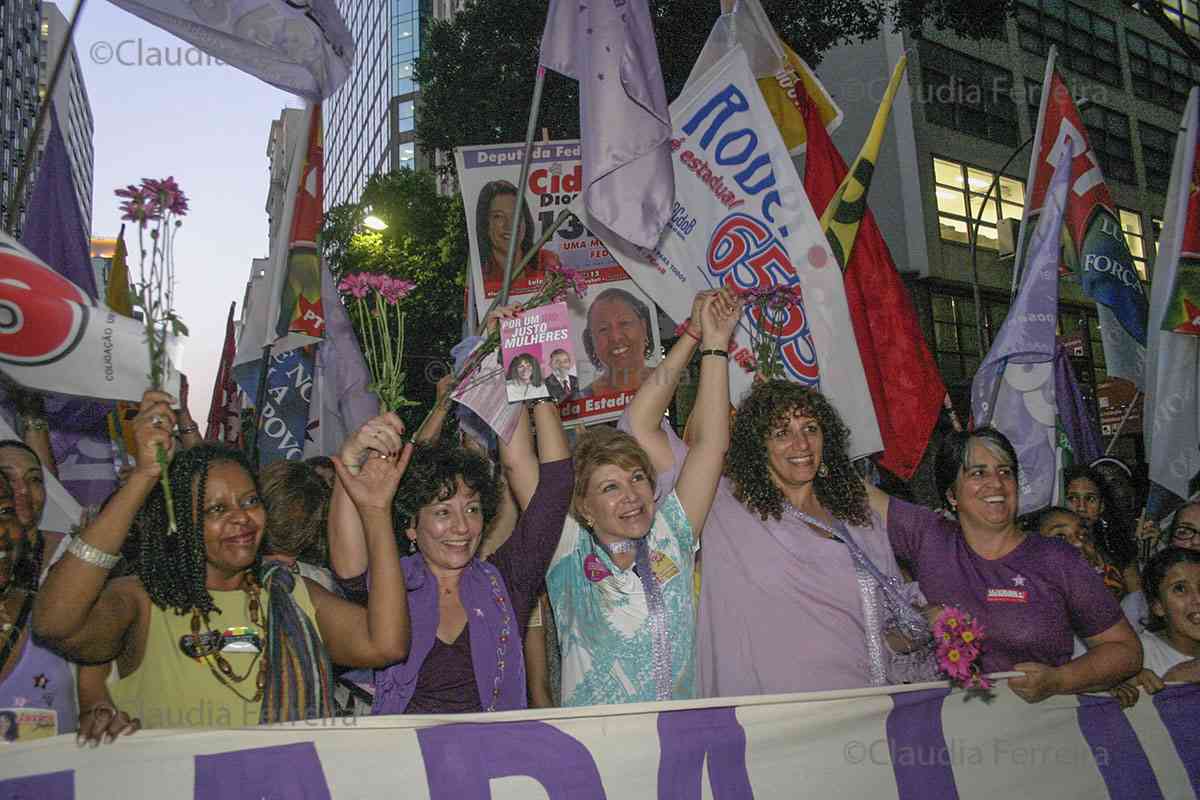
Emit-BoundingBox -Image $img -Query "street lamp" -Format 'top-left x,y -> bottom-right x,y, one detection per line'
362,206 -> 388,231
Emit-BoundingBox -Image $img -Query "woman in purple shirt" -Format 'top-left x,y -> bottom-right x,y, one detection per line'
866,427 -> 1142,703
329,399 -> 571,714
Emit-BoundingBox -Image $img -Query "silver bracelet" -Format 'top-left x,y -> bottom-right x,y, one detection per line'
66,537 -> 121,570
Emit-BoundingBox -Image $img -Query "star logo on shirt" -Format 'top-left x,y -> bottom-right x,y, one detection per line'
1012,576 -> 1027,587
475,608 -> 484,618
32,674 -> 48,689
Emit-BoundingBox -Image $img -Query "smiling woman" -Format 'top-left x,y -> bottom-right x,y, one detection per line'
31,391 -> 413,730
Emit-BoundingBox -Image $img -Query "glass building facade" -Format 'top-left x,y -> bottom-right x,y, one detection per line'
325,0 -> 429,211
0,0 -> 41,233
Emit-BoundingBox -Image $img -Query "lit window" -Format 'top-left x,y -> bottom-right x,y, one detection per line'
933,157 -> 1024,250
1118,209 -> 1149,281
1159,0 -> 1200,41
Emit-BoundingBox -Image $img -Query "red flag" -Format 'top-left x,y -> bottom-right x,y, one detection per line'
799,97 -> 946,479
206,302 -> 243,446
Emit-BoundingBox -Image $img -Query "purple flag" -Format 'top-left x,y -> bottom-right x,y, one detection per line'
19,106 -> 96,300
539,0 -> 674,249
1053,343 -> 1102,466
305,262 -> 378,457
971,141 -> 1073,514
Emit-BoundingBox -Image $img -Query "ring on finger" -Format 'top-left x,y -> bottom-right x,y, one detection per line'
151,415 -> 163,428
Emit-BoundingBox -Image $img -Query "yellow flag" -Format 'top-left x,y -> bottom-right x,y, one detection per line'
105,226 -> 134,317
757,41 -> 842,154
820,55 -> 908,270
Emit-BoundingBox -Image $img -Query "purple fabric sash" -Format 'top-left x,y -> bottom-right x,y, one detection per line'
372,553 -> 527,715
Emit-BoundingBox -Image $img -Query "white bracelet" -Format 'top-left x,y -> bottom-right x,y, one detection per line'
66,537 -> 121,570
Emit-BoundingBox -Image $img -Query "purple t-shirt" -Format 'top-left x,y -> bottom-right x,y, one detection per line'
887,498 -> 1122,672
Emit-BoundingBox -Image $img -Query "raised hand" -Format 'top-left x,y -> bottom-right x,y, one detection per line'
131,390 -> 177,479
700,287 -> 744,348
332,443 -> 412,514
339,413 -> 407,473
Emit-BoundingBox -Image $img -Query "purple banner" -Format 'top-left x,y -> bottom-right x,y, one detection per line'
1153,684 -> 1200,795
657,706 -> 753,799
193,742 -> 331,799
885,688 -> 958,800
0,769 -> 73,799
1076,694 -> 1163,799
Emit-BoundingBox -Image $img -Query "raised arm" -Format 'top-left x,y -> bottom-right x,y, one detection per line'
327,413 -> 406,580
312,448 -> 413,667
503,399 -> 570,510
626,290 -> 713,475
32,391 -> 176,662
673,290 -> 742,534
413,374 -> 455,445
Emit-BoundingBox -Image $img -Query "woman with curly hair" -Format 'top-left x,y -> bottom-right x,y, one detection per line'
547,289 -> 741,705
617,300 -> 934,696
32,390 -> 412,729
866,428 -> 1140,703
328,395 -> 572,714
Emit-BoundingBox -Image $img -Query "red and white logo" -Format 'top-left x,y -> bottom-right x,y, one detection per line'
987,588 -> 1028,604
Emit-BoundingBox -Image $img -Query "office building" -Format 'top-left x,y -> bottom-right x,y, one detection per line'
39,1 -> 94,241
817,0 -> 1191,460
265,107 -> 309,247
0,0 -> 41,233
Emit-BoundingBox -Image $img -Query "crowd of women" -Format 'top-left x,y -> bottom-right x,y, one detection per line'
0,287 -> 1196,745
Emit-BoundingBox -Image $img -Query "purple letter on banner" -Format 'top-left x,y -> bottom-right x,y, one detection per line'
194,742 -> 331,799
0,770 -> 72,799
1153,685 -> 1200,795
1077,694 -> 1164,799
885,688 -> 958,800
657,707 -> 752,799
417,721 -> 605,799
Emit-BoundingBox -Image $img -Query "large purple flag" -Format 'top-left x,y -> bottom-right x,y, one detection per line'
1054,343 -> 1102,466
972,141 -> 1073,514
539,0 -> 674,250
19,106 -> 96,300
304,262 -> 378,457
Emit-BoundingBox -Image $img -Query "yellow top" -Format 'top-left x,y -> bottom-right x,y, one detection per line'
111,576 -> 318,729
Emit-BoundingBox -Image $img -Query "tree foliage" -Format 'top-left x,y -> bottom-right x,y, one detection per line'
318,168 -> 468,426
414,0 -> 1016,173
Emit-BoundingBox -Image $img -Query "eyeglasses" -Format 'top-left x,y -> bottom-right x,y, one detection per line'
1171,525 -> 1200,542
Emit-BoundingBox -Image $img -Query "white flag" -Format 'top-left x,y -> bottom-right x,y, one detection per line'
107,0 -> 354,100
597,47 -> 881,457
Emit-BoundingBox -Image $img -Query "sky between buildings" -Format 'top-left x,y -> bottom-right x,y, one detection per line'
68,0 -> 301,430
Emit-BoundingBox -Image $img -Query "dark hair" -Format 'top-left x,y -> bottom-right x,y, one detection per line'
1142,546 -> 1200,632
549,348 -> 570,361
725,380 -> 870,527
0,710 -> 17,741
505,353 -> 544,386
934,427 -> 1019,512
392,442 -> 501,549
305,456 -> 334,471
1063,464 -> 1135,570
475,180 -> 534,270
1032,505 -> 1080,533
0,440 -> 41,469
135,444 -> 260,616
582,288 -> 654,371
260,461 -> 330,565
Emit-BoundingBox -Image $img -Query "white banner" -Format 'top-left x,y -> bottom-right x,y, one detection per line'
1,681 -> 1196,798
601,47 -> 882,457
455,142 -> 661,426
106,0 -> 355,101
0,232 -> 181,402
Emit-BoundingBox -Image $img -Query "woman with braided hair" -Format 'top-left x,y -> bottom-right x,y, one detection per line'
32,390 -> 412,729
622,310 -> 935,695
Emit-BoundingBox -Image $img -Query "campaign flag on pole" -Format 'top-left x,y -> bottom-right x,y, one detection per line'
1016,50 -> 1147,387
105,0 -> 354,101
683,0 -> 842,154
601,47 -> 882,458
972,139 -> 1074,515
1053,342 -> 1102,467
0,232 -> 181,401
206,302 -> 243,445
1145,87 -> 1200,501
19,107 -> 96,300
800,61 -> 945,480
105,227 -> 134,317
539,0 -> 674,250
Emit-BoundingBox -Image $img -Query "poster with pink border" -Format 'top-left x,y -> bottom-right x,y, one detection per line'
500,302 -> 577,404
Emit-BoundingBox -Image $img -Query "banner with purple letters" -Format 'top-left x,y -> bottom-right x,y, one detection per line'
2,681 -> 1196,798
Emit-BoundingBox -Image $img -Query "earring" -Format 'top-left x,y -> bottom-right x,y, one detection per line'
817,463 -> 829,478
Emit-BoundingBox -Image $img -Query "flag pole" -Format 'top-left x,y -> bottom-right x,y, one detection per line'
1102,390 -> 1140,456
498,67 -> 547,305
4,0 -> 89,234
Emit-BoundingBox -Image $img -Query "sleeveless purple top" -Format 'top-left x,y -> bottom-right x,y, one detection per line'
0,628 -> 77,740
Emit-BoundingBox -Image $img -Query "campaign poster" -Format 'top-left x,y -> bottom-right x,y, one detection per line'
0,708 -> 57,744
500,302 -> 577,404
455,141 -> 662,426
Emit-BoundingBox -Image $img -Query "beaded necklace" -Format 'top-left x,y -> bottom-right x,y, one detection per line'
189,572 -> 269,704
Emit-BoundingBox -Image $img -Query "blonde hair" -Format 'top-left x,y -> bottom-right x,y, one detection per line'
571,427 -> 656,525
